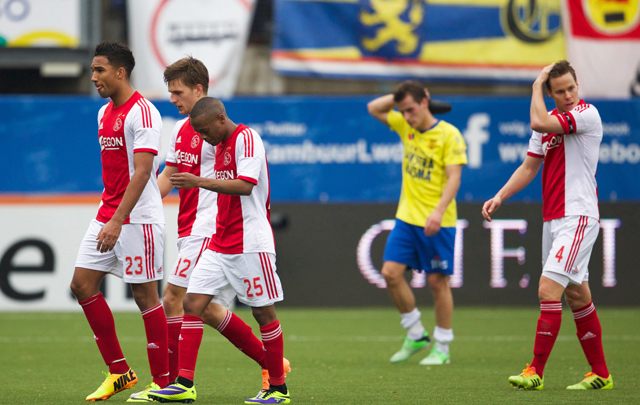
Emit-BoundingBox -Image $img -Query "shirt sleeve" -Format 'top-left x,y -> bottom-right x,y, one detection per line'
387,110 -> 408,141
236,128 -> 263,185
554,104 -> 601,136
443,125 -> 468,166
527,131 -> 544,158
129,99 -> 162,155
165,120 -> 182,167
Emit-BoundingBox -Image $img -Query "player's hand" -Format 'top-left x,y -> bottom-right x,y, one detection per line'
424,211 -> 443,236
170,172 -> 200,189
535,63 -> 555,85
482,196 -> 502,222
96,219 -> 122,253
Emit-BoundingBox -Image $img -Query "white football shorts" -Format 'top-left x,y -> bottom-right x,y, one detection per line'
187,250 -> 283,308
167,235 -> 235,306
75,219 -> 164,284
541,215 -> 599,288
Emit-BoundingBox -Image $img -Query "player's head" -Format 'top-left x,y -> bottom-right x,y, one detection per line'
546,60 -> 579,113
393,80 -> 433,130
190,97 -> 231,146
164,56 -> 209,115
91,41 -> 135,99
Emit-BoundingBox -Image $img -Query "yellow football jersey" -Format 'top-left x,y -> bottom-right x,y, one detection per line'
388,110 -> 467,228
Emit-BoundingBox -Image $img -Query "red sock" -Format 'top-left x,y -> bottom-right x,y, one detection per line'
216,311 -> 267,369
178,315 -> 204,382
142,304 -> 169,388
167,316 -> 182,383
78,293 -> 129,374
531,301 -> 562,378
260,319 -> 285,386
573,301 -> 609,378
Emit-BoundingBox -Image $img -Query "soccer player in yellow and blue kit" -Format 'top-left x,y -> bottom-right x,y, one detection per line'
367,81 -> 467,365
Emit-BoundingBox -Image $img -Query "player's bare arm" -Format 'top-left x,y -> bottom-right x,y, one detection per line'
158,165 -> 178,198
424,164 -> 463,236
482,156 -> 543,222
170,172 -> 254,196
530,63 -> 564,134
96,151 -> 155,252
367,94 -> 395,126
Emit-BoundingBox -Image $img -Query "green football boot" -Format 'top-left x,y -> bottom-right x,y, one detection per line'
419,347 -> 451,365
86,368 -> 138,401
508,364 -> 544,390
390,332 -> 430,363
566,372 -> 613,390
148,382 -> 197,403
128,382 -> 162,402
245,386 -> 290,404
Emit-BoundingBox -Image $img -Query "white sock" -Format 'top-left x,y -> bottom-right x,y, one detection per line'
433,326 -> 454,354
400,308 -> 425,340
436,342 -> 449,355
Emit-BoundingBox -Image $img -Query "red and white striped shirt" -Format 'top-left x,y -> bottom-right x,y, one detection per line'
166,117 -> 217,238
208,124 -> 274,254
96,92 -> 164,224
527,100 -> 602,222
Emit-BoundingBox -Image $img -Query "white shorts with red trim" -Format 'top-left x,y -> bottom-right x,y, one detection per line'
167,235 -> 235,306
187,250 -> 283,307
75,219 -> 164,284
541,215 -> 599,288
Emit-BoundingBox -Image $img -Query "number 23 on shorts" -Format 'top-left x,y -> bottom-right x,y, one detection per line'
125,256 -> 143,275
244,277 -> 264,297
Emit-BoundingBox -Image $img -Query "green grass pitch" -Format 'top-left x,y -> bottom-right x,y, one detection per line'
2,307 -> 639,404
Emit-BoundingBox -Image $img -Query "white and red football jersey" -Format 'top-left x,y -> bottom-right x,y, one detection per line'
96,91 -> 164,224
207,124 -> 274,254
527,100 -> 602,222
166,117 -> 217,238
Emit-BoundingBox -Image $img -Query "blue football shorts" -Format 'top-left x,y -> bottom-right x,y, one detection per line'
383,218 -> 456,275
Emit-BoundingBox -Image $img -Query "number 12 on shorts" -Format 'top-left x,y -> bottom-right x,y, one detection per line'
244,277 -> 264,297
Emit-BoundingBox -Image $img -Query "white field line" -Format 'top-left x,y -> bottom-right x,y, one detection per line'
1,335 -> 639,344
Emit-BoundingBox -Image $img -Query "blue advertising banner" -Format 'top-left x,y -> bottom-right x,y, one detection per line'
1,96 -> 639,202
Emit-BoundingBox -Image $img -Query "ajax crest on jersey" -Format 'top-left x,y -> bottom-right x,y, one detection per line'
224,151 -> 232,166
113,118 -> 123,131
191,134 -> 200,148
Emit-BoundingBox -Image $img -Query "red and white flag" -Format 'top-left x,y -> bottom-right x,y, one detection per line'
127,0 -> 256,98
562,0 -> 640,98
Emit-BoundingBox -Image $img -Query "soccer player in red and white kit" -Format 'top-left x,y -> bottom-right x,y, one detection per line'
148,97 -> 290,404
69,41 -> 169,401
129,57 -> 289,402
482,60 -> 612,390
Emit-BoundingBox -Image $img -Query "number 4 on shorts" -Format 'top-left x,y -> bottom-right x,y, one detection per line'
555,246 -> 564,262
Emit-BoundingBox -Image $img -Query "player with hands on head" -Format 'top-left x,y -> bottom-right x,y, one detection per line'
148,97 -> 290,404
70,41 -> 169,402
367,81 -> 467,366
483,60 -> 612,391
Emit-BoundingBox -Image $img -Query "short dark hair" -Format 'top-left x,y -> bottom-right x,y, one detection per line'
94,41 -> 135,78
393,81 -> 428,104
546,60 -> 577,91
164,56 -> 209,94
191,97 -> 226,120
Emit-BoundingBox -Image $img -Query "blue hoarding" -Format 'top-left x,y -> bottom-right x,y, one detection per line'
1,96 -> 638,202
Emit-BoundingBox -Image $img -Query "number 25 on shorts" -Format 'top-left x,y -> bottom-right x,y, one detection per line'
244,277 -> 264,297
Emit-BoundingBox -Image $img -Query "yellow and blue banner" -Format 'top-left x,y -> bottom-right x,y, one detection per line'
272,0 -> 566,80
